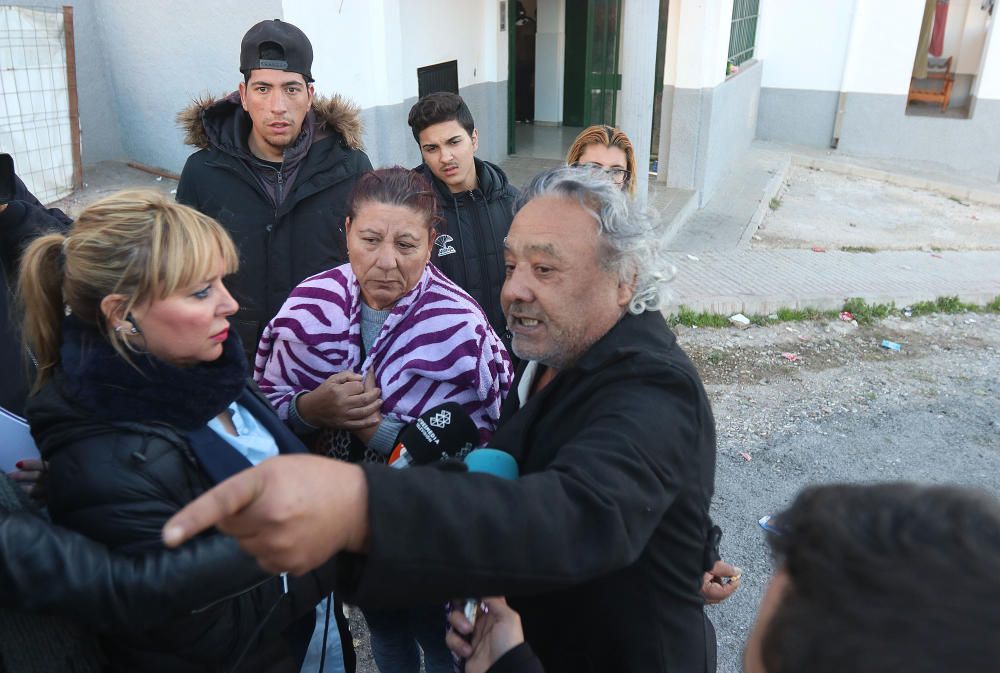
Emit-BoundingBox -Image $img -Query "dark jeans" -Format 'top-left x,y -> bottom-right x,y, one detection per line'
362,604 -> 453,673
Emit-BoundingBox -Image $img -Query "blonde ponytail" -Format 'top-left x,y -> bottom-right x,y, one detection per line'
18,234 -> 69,389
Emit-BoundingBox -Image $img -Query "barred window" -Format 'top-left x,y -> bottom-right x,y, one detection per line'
727,0 -> 759,75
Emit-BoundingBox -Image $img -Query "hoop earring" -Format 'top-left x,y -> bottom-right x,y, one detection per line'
124,312 -> 142,335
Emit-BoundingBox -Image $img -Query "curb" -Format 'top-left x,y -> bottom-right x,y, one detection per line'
660,190 -> 698,249
737,152 -> 791,249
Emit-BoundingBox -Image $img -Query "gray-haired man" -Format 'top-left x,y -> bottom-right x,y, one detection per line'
166,166 -> 728,673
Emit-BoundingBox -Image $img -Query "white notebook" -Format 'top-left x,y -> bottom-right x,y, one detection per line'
0,406 -> 40,473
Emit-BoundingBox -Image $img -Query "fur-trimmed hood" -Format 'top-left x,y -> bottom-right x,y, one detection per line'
177,91 -> 365,153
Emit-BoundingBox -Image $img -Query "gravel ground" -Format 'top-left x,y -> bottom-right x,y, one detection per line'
351,312 -> 1000,673
687,312 -> 1000,672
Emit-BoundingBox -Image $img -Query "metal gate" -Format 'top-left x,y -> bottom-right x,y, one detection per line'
0,5 -> 80,203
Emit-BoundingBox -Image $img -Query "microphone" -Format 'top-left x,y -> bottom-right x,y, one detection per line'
388,402 -> 479,468
457,448 -> 519,665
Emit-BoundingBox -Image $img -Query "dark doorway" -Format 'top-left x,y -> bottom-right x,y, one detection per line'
514,1 -> 537,123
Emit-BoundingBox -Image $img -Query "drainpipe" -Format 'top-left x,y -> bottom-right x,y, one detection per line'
832,0 -> 862,149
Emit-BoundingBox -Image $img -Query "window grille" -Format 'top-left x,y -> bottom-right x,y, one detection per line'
727,0 -> 759,74
417,60 -> 459,99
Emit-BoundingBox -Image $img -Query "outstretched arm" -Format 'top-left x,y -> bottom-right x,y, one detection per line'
0,510 -> 266,631
163,455 -> 371,575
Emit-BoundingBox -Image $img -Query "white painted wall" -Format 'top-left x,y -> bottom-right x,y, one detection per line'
974,12 -> 1000,99
755,0 -> 856,91
398,0 -> 501,97
95,0 -> 282,172
534,0 -> 565,123
840,1 -> 925,95
663,0 -> 732,90
756,0 -> 996,96
283,0 -> 503,109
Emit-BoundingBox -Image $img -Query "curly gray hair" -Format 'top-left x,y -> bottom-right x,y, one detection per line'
513,166 -> 674,314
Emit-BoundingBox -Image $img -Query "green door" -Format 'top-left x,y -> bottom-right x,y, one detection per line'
563,0 -> 623,128
507,0 -> 517,154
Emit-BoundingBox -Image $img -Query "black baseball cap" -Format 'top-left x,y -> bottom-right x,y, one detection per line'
240,19 -> 314,82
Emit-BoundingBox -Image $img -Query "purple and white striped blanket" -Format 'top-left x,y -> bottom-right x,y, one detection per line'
254,262 -> 512,443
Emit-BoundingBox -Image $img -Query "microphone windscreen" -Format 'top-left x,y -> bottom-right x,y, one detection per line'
398,402 -> 479,466
464,448 -> 518,480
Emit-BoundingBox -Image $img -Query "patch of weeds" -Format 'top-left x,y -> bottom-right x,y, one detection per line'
908,296 -> 977,316
706,350 -> 728,365
769,196 -> 782,210
842,297 -> 895,324
667,296 -> 1000,330
775,307 -> 837,322
948,195 -> 969,206
669,307 -> 732,328
841,246 -> 877,253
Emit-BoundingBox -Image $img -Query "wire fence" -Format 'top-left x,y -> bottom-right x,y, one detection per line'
0,5 -> 76,203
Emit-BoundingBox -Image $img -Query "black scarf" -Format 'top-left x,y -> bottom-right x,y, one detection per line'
58,315 -> 247,431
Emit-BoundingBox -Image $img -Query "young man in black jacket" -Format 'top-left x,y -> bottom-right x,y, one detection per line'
167,167 -> 735,673
177,19 -> 372,356
408,92 -> 517,346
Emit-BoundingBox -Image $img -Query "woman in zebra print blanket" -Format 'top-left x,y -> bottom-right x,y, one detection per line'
254,165 -> 512,462
254,165 -> 513,673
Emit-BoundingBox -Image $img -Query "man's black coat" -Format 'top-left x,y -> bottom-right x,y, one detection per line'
338,310 -> 719,673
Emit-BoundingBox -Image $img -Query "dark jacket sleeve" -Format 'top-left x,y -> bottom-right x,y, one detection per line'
0,510 -> 267,631
0,181 -> 71,285
44,431 -> 332,658
487,643 -> 546,673
11,176 -> 72,226
337,373 -> 703,606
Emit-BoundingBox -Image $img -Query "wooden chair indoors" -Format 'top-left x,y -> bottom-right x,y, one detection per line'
908,55 -> 954,112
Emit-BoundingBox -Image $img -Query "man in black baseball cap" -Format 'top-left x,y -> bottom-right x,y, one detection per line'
176,19 -> 371,365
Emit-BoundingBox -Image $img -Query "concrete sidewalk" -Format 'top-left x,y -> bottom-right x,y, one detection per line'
666,140 -> 1000,253
662,248 -> 1000,316
658,139 -> 1000,314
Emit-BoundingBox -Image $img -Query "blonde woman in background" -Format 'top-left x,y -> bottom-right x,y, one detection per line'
565,125 -> 638,196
